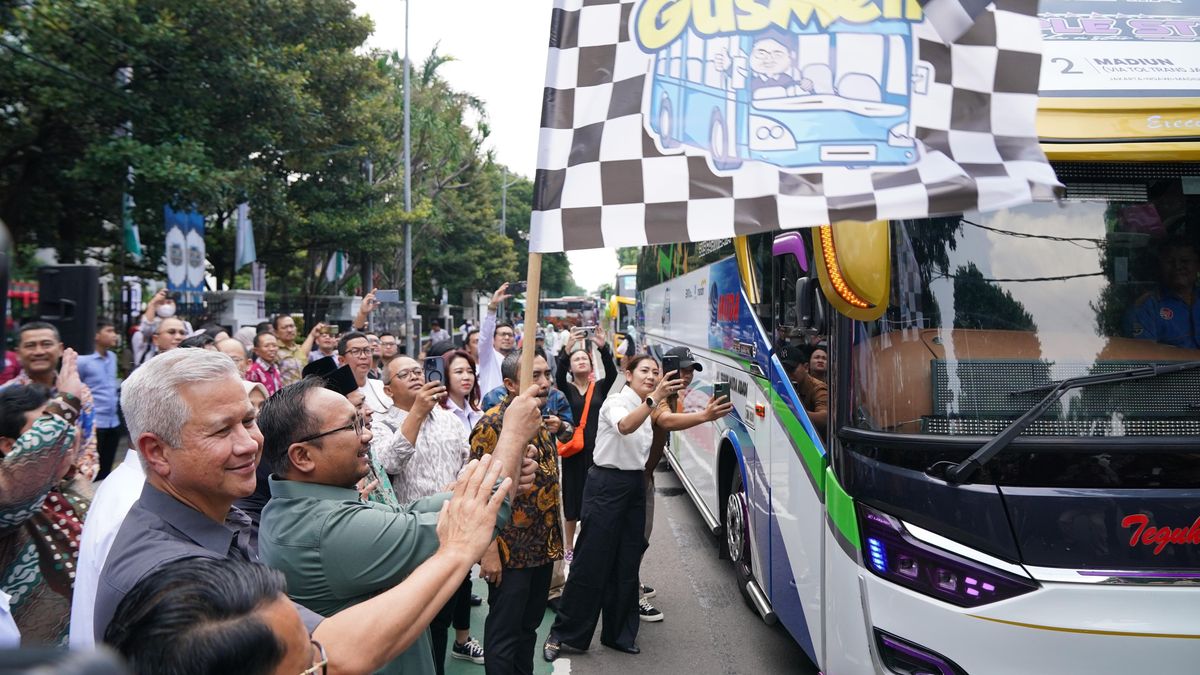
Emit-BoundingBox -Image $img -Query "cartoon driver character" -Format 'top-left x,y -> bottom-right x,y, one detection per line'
712,31 -> 814,96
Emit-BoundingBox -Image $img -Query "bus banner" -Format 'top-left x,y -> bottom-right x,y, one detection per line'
529,0 -> 1063,253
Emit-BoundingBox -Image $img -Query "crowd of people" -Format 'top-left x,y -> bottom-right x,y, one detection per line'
0,281 -> 736,674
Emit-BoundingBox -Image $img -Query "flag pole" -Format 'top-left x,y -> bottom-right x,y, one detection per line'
518,252 -> 543,390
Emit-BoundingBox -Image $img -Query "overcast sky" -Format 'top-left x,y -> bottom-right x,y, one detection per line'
354,0 -> 619,294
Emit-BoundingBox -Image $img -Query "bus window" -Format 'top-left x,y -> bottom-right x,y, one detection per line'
853,174 -> 1200,440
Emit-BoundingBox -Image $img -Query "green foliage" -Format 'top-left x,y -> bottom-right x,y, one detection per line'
0,0 -> 565,312
952,263 -> 1037,332
616,247 -> 639,266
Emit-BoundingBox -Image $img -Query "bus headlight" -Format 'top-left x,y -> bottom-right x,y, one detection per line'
859,505 -> 1037,607
888,123 -> 914,147
749,116 -> 796,151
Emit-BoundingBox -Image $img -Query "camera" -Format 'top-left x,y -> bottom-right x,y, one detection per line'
424,356 -> 446,385
375,289 -> 401,304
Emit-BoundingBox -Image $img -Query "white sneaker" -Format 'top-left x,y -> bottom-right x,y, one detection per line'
451,637 -> 486,664
638,597 -> 663,622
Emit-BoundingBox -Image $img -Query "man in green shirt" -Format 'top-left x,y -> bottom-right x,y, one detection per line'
257,377 -> 544,675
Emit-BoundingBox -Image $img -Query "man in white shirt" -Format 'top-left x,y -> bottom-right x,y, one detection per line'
477,284 -> 517,395
68,449 -> 145,648
339,332 -> 390,414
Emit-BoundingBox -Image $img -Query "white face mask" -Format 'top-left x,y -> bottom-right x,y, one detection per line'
156,303 -> 176,318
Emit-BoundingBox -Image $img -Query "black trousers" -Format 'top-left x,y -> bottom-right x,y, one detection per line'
550,467 -> 647,650
429,574 -> 473,675
484,562 -> 553,675
95,427 -> 123,480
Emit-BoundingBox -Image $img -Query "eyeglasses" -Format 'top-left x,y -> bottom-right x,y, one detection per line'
300,639 -> 327,675
388,366 -> 422,384
344,347 -> 372,358
296,411 -> 365,444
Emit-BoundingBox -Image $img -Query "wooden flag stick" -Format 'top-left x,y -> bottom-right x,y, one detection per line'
518,252 -> 543,390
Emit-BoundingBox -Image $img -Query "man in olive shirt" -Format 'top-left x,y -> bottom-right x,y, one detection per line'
257,377 -> 544,675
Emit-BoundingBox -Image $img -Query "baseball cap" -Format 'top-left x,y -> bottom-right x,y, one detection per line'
666,346 -> 702,372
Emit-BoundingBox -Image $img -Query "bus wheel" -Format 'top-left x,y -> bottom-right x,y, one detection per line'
710,111 -> 742,171
659,97 -> 678,148
725,466 -> 753,592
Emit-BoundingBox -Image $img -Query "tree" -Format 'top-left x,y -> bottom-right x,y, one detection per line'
500,172 -> 584,297
616,247 -> 639,266
952,263 -> 1037,332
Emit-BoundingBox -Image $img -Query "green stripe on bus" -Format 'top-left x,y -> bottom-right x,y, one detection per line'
767,388 -> 826,494
825,467 -> 860,550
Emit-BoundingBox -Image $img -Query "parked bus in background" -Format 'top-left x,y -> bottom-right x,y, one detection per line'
608,264 -> 637,353
539,295 -> 599,331
636,2 -> 1200,672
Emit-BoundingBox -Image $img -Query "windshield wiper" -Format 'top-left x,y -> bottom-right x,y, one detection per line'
941,360 -> 1200,485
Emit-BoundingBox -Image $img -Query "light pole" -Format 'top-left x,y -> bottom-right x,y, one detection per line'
498,167 -> 520,234
403,0 -> 414,355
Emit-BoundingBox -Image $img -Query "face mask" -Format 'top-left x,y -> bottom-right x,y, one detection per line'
156,303 -> 176,318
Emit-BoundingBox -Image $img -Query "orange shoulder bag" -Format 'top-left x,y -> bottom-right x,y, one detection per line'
557,382 -> 595,458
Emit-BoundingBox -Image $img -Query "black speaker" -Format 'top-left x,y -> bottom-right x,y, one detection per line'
38,265 -> 100,355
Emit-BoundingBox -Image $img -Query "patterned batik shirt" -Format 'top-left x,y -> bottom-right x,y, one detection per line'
245,359 -> 283,396
469,397 -> 563,569
274,342 -> 309,386
4,372 -> 96,481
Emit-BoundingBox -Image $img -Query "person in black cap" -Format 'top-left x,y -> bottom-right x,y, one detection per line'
638,346 -> 731,622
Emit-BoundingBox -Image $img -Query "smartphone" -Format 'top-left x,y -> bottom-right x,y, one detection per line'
164,291 -> 180,301
375,289 -> 401,304
661,355 -> 680,378
582,325 -> 597,337
509,281 -> 528,294
713,381 -> 731,402
424,356 -> 446,384
322,325 -> 340,337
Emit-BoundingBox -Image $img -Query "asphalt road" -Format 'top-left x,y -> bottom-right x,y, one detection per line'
445,460 -> 819,675
554,461 -> 819,675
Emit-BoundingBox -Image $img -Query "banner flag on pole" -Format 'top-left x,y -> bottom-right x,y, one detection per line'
164,205 -> 208,307
529,0 -> 1062,253
122,192 -> 143,262
235,202 -> 257,270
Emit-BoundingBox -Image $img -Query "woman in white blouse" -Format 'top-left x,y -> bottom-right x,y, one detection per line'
544,354 -> 683,660
440,349 -> 483,433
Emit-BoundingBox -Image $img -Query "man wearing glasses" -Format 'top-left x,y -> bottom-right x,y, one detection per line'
337,331 -> 390,414
257,375 -> 544,675
93,349 -> 509,674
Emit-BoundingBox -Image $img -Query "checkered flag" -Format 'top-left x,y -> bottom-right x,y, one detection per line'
530,0 -> 1061,252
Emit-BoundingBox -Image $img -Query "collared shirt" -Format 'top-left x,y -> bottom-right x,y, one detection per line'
429,328 -> 450,345
77,350 -> 119,429
3,372 -> 97,481
259,478 -> 511,675
245,358 -> 283,395
370,405 -> 469,505
594,386 -> 654,471
93,482 -> 323,642
275,342 -> 310,386
0,590 -> 17,648
309,349 -> 339,365
476,310 -> 505,395
1124,286 -> 1200,350
69,450 -> 144,648
444,397 -> 483,434
359,379 -> 390,414
470,397 -> 563,569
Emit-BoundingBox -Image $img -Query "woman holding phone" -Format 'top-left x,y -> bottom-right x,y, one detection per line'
543,354 -> 683,661
440,349 -> 483,433
555,326 -> 616,562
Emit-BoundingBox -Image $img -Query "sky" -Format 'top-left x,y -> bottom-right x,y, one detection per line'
354,0 -> 619,294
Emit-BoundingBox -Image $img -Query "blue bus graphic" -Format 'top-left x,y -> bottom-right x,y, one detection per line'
645,20 -> 918,171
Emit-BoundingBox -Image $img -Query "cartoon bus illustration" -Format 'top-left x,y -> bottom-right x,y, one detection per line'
645,19 -> 918,171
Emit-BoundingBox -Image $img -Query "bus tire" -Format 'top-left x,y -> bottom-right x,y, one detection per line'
658,97 -> 678,148
710,110 -> 742,171
725,464 -> 753,596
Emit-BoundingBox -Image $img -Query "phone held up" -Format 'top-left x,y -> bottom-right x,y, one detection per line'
508,281 -> 528,294
424,356 -> 446,385
713,381 -> 731,402
661,355 -> 680,379
322,324 -> 340,337
375,289 -> 401,304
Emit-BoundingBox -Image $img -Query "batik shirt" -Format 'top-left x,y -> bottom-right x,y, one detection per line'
370,406 -> 469,505
469,397 -> 564,569
275,342 -> 309,386
3,372 -> 96,481
0,399 -> 88,645
245,359 -> 283,396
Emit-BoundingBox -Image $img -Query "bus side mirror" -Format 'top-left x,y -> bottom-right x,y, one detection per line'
795,277 -> 827,335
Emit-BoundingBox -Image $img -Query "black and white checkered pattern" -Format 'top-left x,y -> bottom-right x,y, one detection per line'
530,0 -> 1061,252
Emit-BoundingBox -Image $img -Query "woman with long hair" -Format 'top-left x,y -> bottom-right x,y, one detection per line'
440,349 -> 482,433
554,326 -> 616,562
543,354 -> 683,660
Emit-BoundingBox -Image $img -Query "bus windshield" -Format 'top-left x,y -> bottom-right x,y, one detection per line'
853,171 -> 1200,439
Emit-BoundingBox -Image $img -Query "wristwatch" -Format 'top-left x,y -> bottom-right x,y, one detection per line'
644,396 -> 656,409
